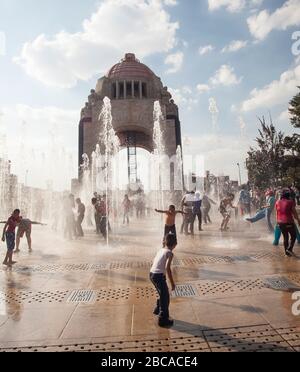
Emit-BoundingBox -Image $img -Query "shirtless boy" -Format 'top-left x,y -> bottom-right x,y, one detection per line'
155,205 -> 185,246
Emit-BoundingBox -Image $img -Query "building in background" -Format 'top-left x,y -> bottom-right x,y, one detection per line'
78,53 -> 182,186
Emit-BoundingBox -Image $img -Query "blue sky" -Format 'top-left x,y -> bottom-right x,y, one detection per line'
0,0 -> 299,189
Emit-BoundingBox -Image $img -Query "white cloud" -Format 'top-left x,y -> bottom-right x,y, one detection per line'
210,64 -> 242,86
163,0 -> 178,5
169,87 -> 199,111
185,134 -> 251,181
241,63 -> 300,111
165,51 -> 184,73
222,40 -> 248,53
196,84 -> 210,93
208,0 -> 263,13
248,0 -> 300,40
199,45 -> 214,55
1,105 -> 78,190
278,110 -> 291,122
14,0 -> 179,88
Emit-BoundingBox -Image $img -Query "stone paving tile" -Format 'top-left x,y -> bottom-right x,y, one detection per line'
0,223 -> 300,351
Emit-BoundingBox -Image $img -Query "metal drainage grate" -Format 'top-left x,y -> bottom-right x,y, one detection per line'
67,290 -> 96,304
264,277 -> 299,290
173,284 -> 198,298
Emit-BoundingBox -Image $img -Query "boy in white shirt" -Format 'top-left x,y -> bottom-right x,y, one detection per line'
150,233 -> 176,328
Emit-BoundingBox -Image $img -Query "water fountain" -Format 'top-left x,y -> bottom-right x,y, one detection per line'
0,112 -> 11,220
175,145 -> 184,192
79,97 -> 120,244
238,116 -> 246,138
152,101 -> 166,210
209,97 -> 219,132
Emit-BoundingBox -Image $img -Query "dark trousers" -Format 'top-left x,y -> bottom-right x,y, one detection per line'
76,215 -> 84,237
203,206 -> 211,224
164,225 -> 177,245
240,203 -> 251,215
123,211 -> 129,225
99,217 -> 107,239
95,214 -> 101,234
183,212 -> 194,235
150,273 -> 170,321
192,211 -> 202,231
279,223 -> 297,253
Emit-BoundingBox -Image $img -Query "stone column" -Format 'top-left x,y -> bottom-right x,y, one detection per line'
139,81 -> 142,99
124,81 -> 127,99
116,81 -> 119,99
131,80 -> 134,98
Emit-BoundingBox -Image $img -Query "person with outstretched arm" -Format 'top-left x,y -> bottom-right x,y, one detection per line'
155,205 -> 186,246
1,217 -> 45,252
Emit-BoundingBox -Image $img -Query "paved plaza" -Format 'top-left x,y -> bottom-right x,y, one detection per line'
0,217 -> 300,352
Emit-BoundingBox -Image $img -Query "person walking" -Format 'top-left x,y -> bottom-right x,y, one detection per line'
192,192 -> 203,232
238,187 -> 251,216
92,197 -> 101,235
75,198 -> 85,237
275,189 -> 300,257
122,195 -> 131,225
202,194 -> 216,224
181,192 -> 195,235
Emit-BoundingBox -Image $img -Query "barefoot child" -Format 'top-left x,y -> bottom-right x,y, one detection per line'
150,233 -> 176,328
155,205 -> 185,246
219,194 -> 236,232
1,218 -> 45,252
1,209 -> 21,266
16,219 -> 45,252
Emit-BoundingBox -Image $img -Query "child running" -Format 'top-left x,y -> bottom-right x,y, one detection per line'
1,209 -> 21,266
150,233 -> 176,328
155,205 -> 185,246
219,194 -> 236,232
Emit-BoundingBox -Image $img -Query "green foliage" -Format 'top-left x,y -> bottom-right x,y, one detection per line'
246,88 -> 300,189
289,87 -> 300,129
246,117 -> 285,189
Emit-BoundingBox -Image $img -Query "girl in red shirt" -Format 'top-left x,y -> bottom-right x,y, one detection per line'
276,190 -> 300,257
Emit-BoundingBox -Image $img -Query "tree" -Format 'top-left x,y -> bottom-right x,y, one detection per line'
289,87 -> 300,128
283,133 -> 300,186
246,117 -> 285,189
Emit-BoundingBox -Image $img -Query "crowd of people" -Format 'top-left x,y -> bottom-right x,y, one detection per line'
1,183 -> 299,329
150,185 -> 300,328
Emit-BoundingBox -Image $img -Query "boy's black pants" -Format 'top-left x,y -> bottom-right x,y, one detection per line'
150,273 -> 170,321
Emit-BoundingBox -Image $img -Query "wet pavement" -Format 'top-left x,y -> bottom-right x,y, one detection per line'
0,217 -> 300,352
